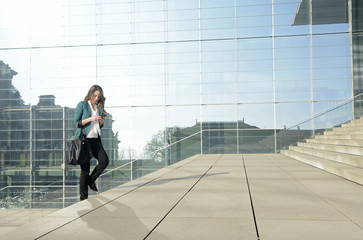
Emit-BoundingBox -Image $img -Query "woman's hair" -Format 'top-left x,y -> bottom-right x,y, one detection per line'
84,85 -> 107,115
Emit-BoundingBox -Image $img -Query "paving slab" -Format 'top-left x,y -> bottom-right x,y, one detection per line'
244,154 -> 363,239
147,218 -> 257,240
258,219 -> 363,240
2,154 -> 363,240
0,209 -> 58,236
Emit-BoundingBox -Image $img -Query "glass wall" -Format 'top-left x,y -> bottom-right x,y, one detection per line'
0,0 -> 360,208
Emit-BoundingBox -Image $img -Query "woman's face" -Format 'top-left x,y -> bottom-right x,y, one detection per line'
91,90 -> 101,104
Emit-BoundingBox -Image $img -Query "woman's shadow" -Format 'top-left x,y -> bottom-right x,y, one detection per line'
77,194 -> 169,239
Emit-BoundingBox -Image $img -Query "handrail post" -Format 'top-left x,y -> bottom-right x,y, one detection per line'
130,158 -> 133,181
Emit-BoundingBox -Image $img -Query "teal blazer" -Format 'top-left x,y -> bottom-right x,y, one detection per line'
73,101 -> 104,138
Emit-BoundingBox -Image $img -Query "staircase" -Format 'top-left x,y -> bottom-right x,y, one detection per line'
281,117 -> 363,185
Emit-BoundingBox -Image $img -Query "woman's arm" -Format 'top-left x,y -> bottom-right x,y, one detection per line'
73,102 -> 84,127
81,116 -> 102,126
74,101 -> 102,127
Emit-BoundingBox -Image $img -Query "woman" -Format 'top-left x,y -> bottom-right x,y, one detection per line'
73,85 -> 109,201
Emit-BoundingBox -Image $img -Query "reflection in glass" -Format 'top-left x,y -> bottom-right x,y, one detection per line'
276,102 -> 312,129
0,0 -> 358,208
237,4 -> 272,38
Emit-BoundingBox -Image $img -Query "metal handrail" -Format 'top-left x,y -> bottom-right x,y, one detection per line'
4,94 -> 363,203
285,93 -> 363,130
0,185 -> 77,190
100,130 -> 202,178
100,125 -> 278,179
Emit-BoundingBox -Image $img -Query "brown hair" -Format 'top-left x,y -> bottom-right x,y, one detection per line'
84,85 -> 107,116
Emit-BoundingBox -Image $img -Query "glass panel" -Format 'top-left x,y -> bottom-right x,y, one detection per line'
311,0 -> 349,34
202,104 -> 237,124
275,36 -> 311,102
276,101 -> 313,152
201,7 -> 235,39
274,2 -> 310,36
168,0 -> 199,10
30,1 -> 64,47
131,106 -> 165,159
167,105 -> 200,129
166,4 -> 199,41
312,34 -> 351,101
0,1 -> 31,48
0,107 -> 31,170
96,2 -> 131,44
238,103 -> 275,153
238,38 -> 273,103
0,50 -> 31,105
32,106 -> 64,169
167,42 -> 200,105
202,82 -> 237,104
96,45 -> 132,104
239,129 -> 275,153
131,1 -> 165,43
64,3 -> 97,46
167,105 -> 201,163
238,104 -> 274,129
30,48 -> 65,105
167,80 -> 200,105
201,104 -> 237,154
237,4 -> 272,38
63,47 -> 97,92
202,105 -> 238,154
276,102 -> 312,129
202,40 -> 236,104
238,79 -> 273,103
201,0 -> 234,8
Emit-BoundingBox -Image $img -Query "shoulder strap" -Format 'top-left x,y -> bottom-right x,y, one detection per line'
75,121 -> 85,133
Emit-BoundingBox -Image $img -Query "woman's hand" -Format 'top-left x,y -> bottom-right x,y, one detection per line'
91,116 -> 103,122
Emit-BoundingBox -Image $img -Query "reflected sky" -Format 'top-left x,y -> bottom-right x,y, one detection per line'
0,0 -> 353,155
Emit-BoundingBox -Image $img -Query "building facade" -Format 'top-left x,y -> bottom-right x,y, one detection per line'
0,0 -> 362,208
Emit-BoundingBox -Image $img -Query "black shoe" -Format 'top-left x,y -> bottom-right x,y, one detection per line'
89,181 -> 98,192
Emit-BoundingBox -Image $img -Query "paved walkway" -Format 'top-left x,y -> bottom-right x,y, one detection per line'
2,154 -> 363,240
0,208 -> 57,236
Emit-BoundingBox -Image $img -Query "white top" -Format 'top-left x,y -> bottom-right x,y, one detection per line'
87,101 -> 101,138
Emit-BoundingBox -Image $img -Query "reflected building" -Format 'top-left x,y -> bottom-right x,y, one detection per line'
293,0 -> 363,116
0,62 -> 119,207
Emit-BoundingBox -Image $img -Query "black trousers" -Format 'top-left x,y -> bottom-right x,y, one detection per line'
79,137 -> 109,200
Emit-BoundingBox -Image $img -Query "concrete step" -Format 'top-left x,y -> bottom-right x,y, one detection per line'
324,129 -> 363,135
288,145 -> 363,168
281,150 -> 363,185
342,118 -> 363,127
332,125 -> 363,132
282,116 -> 363,185
315,134 -> 363,140
342,121 -> 363,127
307,138 -> 363,147
298,142 -> 363,156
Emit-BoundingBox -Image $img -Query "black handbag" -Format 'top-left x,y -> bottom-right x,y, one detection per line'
67,125 -> 92,165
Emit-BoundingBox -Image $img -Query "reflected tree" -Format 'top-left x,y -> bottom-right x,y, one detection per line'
143,127 -> 179,161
